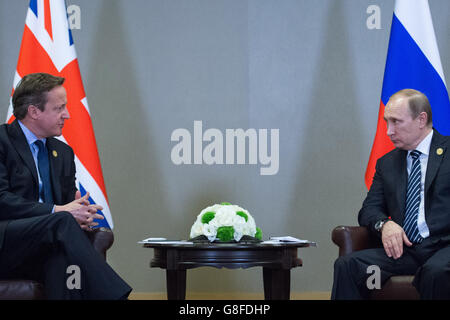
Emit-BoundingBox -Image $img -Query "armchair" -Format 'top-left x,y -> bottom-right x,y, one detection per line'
331,225 -> 420,300
0,227 -> 114,300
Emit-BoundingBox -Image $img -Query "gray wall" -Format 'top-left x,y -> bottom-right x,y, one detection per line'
1,0 -> 449,294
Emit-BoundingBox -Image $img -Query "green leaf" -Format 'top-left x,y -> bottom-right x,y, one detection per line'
216,226 -> 235,241
255,227 -> 262,240
201,212 -> 215,224
236,211 -> 248,222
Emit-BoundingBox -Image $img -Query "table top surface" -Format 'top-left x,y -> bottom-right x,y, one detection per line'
142,240 -> 315,249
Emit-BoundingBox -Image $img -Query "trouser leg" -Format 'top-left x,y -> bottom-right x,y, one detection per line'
0,212 -> 131,299
331,248 -> 419,300
413,244 -> 450,299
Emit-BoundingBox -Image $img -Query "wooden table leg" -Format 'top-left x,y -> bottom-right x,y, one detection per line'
166,270 -> 186,300
263,267 -> 291,300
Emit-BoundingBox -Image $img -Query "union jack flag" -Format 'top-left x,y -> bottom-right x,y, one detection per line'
7,0 -> 113,229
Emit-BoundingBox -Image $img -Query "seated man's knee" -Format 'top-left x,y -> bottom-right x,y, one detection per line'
49,211 -> 80,232
334,254 -> 359,275
334,255 -> 349,271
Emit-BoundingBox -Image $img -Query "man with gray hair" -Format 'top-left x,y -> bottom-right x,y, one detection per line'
332,89 -> 450,299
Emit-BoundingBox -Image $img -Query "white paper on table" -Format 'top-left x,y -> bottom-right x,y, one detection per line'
141,237 -> 167,242
263,236 -> 317,246
138,237 -> 193,245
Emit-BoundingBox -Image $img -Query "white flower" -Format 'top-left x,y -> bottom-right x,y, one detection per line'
190,221 -> 204,238
214,206 -> 235,225
202,223 -> 218,241
189,203 -> 260,242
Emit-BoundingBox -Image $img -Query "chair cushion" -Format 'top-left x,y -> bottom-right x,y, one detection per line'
0,280 -> 45,300
370,275 -> 420,300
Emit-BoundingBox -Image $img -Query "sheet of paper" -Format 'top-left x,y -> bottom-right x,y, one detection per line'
270,236 -> 309,242
140,237 -> 167,242
264,236 -> 317,246
138,238 -> 193,245
138,241 -> 193,245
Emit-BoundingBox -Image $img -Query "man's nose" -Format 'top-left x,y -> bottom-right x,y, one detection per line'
62,108 -> 70,119
386,123 -> 394,136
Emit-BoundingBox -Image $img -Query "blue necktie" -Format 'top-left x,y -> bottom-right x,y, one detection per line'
403,150 -> 423,243
34,140 -> 53,205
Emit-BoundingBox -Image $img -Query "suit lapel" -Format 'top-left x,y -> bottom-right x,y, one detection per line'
425,130 -> 447,194
8,120 -> 39,185
46,138 -> 63,205
395,149 -> 408,219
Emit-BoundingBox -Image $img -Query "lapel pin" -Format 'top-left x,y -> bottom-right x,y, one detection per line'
436,148 -> 444,156
52,150 -> 58,158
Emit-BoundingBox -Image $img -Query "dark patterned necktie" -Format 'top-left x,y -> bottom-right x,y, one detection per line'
34,140 -> 54,205
403,150 -> 423,243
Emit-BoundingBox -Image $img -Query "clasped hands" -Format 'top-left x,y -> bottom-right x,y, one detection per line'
54,191 -> 104,231
380,220 -> 413,259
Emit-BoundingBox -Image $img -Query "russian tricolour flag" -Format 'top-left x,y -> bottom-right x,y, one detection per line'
7,0 -> 113,229
365,0 -> 450,189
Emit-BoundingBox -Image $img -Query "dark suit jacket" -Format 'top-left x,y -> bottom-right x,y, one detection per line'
359,129 -> 450,242
0,120 -> 77,250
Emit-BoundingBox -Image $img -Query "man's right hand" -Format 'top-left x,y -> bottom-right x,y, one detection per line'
54,191 -> 104,231
381,220 -> 413,259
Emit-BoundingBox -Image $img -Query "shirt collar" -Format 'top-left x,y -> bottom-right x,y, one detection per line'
18,120 -> 46,146
409,129 -> 433,157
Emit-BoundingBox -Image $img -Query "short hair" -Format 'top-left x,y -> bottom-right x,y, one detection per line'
12,73 -> 65,120
389,89 -> 432,126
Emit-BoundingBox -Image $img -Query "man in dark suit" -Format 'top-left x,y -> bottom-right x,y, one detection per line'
332,89 -> 450,299
0,73 -> 131,299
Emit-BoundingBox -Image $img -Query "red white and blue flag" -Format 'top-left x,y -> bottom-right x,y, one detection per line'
7,0 -> 113,229
365,0 -> 450,189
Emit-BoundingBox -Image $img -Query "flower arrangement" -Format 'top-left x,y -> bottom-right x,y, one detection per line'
190,202 -> 262,242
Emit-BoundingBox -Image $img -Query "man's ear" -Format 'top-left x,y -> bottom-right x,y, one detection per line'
418,111 -> 428,128
27,105 -> 41,120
